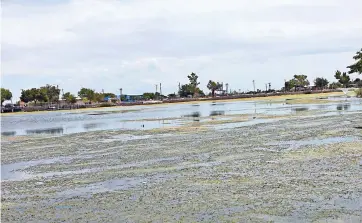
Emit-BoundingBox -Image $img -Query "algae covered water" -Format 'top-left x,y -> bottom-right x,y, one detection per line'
1,96 -> 362,222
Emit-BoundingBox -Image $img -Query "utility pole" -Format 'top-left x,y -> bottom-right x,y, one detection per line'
265,83 -> 268,92
155,84 -> 158,100
268,83 -> 271,91
159,83 -> 162,96
102,89 -> 104,94
252,80 -> 256,93
225,83 -> 229,95
119,88 -> 123,102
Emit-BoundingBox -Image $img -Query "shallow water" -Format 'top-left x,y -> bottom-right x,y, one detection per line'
1,111 -> 362,222
2,97 -> 362,136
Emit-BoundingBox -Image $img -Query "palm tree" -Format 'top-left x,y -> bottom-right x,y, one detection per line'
207,80 -> 222,97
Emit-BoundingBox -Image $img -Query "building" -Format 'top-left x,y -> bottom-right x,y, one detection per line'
119,94 -> 144,102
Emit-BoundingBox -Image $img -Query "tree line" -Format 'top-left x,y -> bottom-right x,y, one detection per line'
2,85 -> 117,105
178,48 -> 362,96
1,48 -> 362,104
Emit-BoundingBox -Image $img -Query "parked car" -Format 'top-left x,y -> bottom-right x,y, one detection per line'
13,105 -> 22,112
48,105 -> 57,110
1,104 -> 20,113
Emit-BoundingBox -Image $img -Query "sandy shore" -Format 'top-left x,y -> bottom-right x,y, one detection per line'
1,109 -> 361,222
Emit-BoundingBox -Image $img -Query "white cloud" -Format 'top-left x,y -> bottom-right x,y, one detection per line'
1,0 -> 362,99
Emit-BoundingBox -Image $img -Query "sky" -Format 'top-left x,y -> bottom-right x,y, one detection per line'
1,0 -> 362,101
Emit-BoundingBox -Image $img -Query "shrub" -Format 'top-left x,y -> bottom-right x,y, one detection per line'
355,88 -> 362,97
99,103 -> 114,107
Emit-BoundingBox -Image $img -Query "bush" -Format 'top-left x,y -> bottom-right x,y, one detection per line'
355,88 -> 362,98
99,103 -> 114,107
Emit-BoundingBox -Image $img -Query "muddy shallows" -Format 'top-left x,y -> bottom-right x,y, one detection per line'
1,112 -> 362,222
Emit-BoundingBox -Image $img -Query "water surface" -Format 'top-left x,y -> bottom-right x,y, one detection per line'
2,97 -> 361,136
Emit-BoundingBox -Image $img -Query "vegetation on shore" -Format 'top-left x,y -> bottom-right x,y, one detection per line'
2,48 -> 362,106
1,88 -> 12,104
355,88 -> 362,97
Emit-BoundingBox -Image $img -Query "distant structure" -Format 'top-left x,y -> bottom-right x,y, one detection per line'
160,83 -> 162,96
253,80 -> 256,93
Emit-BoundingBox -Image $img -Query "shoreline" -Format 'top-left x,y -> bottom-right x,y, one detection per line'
0,91 -> 348,116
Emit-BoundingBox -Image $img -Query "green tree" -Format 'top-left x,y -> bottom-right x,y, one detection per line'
187,72 -> 200,96
286,75 -> 309,91
1,88 -> 12,104
329,82 -> 342,89
314,77 -> 329,89
347,48 -> 362,74
179,84 -> 193,97
35,88 -> 49,104
78,88 -> 95,103
20,89 -> 34,103
197,88 -> 205,97
40,85 -> 60,103
292,75 -> 310,89
62,92 -> 77,104
103,93 -> 116,98
334,70 -> 350,87
207,80 -> 222,97
94,92 -> 105,103
354,78 -> 362,87
20,88 -> 48,104
143,92 -> 155,100
168,93 -> 177,98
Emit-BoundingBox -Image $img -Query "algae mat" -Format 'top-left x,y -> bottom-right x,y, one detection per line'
1,112 -> 362,222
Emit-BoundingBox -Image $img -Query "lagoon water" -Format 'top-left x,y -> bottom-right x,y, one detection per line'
2,97 -> 362,136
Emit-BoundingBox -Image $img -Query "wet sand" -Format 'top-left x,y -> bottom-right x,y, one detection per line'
1,110 -> 362,222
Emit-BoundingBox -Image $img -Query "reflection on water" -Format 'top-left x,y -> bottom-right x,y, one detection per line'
2,98 -> 362,136
210,111 -> 225,116
1,131 -> 16,136
83,123 -> 105,130
337,104 -> 351,111
26,127 -> 64,135
292,107 -> 309,112
316,104 -> 330,110
182,112 -> 201,122
182,112 -> 201,118
211,103 -> 225,106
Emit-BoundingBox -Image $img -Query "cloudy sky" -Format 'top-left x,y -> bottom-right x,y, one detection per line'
1,0 -> 362,100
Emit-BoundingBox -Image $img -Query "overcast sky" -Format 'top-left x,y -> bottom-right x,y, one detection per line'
1,0 -> 362,100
